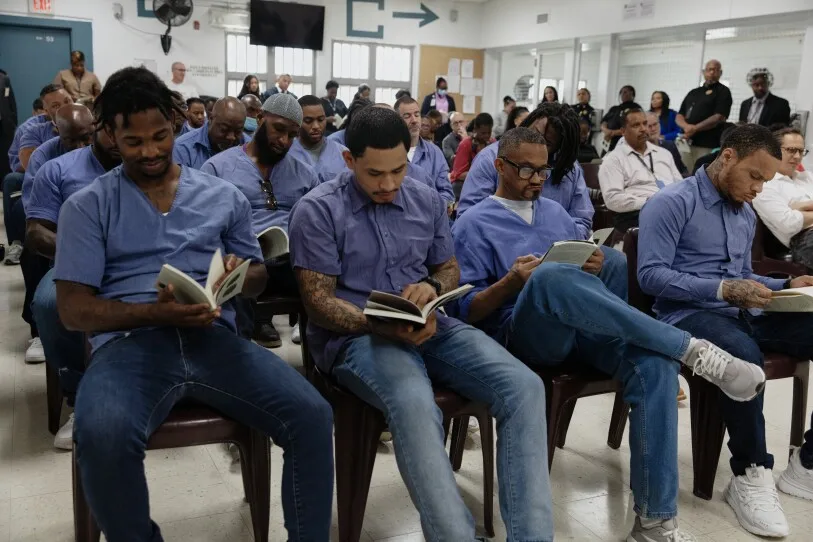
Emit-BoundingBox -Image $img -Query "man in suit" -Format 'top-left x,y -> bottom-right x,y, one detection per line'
0,69 -> 18,180
739,69 -> 791,128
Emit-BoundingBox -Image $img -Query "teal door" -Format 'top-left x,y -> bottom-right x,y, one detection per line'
0,24 -> 71,119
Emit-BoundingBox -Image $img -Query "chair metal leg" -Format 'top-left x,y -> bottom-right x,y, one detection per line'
607,391 -> 629,450
335,396 -> 385,542
790,361 -> 810,447
477,413 -> 495,538
449,416 -> 467,471
72,447 -> 101,542
687,377 -> 726,500
46,362 -> 63,435
555,400 -> 577,449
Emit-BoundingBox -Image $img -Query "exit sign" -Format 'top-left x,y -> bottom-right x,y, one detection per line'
29,0 -> 54,15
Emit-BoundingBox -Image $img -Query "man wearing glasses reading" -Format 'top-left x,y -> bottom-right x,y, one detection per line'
451,127 -> 766,542
201,93 -> 319,347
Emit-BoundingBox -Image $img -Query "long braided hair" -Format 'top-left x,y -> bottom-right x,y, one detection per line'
520,102 -> 580,185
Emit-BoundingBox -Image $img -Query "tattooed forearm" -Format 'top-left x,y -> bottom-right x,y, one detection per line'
428,257 -> 461,295
721,279 -> 772,309
295,268 -> 370,335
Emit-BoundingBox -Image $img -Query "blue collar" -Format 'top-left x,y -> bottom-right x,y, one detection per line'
696,166 -> 722,209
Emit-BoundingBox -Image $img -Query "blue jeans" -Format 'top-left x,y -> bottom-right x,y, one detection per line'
599,245 -> 628,302
334,325 -> 553,542
31,268 -> 85,405
509,264 -> 690,519
3,172 -> 24,243
74,326 -> 334,542
675,310 -> 813,475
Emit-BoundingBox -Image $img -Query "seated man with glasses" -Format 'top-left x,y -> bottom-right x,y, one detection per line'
201,93 -> 319,347
753,128 -> 813,269
452,127 -> 767,542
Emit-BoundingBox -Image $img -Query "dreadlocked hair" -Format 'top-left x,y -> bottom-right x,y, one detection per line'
94,66 -> 185,131
519,102 -> 580,185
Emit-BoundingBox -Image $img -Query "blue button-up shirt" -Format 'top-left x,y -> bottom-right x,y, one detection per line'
289,170 -> 464,371
53,166 -> 262,353
8,114 -> 53,171
22,136 -> 67,211
289,137 -> 348,184
411,138 -> 454,204
200,145 -> 320,235
457,141 -> 594,239
638,166 -> 786,324
27,146 -> 108,224
452,197 -> 578,343
172,123 -> 212,170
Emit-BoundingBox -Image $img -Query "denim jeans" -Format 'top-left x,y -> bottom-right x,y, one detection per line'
3,172 -> 24,243
74,326 -> 334,542
675,310 -> 813,476
31,268 -> 85,405
598,245 -> 628,302
508,263 -> 690,519
333,325 -> 553,542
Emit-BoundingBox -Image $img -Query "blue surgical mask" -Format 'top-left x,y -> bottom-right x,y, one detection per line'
244,117 -> 258,133
437,89 -> 447,97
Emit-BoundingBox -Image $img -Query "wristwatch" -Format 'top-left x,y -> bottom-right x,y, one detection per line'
784,278 -> 793,289
421,276 -> 442,296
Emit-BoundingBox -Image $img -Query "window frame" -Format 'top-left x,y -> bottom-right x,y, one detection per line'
331,39 -> 414,101
225,33 -> 315,97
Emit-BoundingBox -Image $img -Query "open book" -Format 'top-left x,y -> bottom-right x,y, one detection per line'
765,286 -> 813,312
363,284 -> 474,325
156,249 -> 250,310
539,227 -> 613,266
257,225 -> 289,262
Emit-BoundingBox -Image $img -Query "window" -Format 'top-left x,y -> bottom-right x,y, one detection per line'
537,78 -> 565,102
332,41 -> 412,106
226,34 -> 315,96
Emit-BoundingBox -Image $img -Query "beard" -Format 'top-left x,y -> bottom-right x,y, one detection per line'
254,125 -> 288,166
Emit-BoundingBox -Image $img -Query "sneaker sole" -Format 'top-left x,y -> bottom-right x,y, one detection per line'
725,482 -> 790,537
253,338 -> 282,348
24,357 -> 46,364
721,377 -> 766,403
777,472 -> 813,501
53,438 -> 73,450
4,260 -> 20,265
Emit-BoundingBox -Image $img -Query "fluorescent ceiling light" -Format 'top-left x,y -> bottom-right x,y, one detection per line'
706,27 -> 738,40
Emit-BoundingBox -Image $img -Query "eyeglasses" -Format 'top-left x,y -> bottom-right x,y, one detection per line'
260,179 -> 278,210
782,147 -> 809,157
501,157 -> 552,181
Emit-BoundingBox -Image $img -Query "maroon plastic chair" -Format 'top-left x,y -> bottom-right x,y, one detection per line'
582,162 -> 615,234
46,363 -> 63,434
624,228 -> 810,500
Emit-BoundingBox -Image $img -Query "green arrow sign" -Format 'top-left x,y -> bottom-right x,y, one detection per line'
392,3 -> 439,27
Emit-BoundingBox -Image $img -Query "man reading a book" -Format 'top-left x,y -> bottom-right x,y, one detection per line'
51,67 -> 334,542
289,106 -> 554,541
289,95 -> 349,183
26,108 -> 122,450
638,123 -> 813,538
451,127 -> 768,542
201,93 -> 320,347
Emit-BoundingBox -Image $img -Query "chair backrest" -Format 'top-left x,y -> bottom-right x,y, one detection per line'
622,228 -> 656,317
582,162 -> 600,190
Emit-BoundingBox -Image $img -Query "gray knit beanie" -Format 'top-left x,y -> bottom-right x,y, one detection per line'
261,93 -> 303,126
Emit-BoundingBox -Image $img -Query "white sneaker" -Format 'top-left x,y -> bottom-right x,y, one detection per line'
4,240 -> 22,265
24,337 -> 46,364
725,466 -> 789,537
291,323 -> 301,345
777,447 -> 813,501
467,417 -> 479,434
54,413 -> 74,450
682,339 -> 765,402
627,516 -> 696,542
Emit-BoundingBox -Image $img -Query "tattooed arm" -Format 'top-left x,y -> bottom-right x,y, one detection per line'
721,279 -> 773,309
295,268 -> 370,335
429,256 -> 461,294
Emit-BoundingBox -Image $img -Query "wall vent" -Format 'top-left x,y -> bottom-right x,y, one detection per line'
537,13 -> 549,24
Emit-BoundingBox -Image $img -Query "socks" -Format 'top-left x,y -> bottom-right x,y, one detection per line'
680,337 -> 700,364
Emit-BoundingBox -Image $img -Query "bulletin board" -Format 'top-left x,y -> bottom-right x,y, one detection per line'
418,45 -> 485,118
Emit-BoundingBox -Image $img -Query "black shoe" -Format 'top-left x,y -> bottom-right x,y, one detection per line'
253,322 -> 282,348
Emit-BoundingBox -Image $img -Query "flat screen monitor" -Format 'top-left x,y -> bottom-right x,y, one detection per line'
249,0 -> 325,51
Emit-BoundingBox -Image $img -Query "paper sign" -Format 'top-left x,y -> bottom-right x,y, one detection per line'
460,78 -> 483,97
640,0 -> 655,18
461,59 -> 474,79
623,2 -> 638,19
133,58 -> 158,75
448,58 -> 461,77
445,75 -> 460,94
463,96 -> 476,114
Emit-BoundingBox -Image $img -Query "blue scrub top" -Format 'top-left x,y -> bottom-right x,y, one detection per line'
411,138 -> 454,204
22,136 -> 67,210
53,165 -> 263,352
327,129 -> 345,146
172,122 -> 249,170
200,145 -> 320,235
8,114 -> 50,171
289,137 -> 348,184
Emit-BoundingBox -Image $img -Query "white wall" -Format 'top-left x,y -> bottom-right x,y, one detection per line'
498,50 -> 535,106
578,48 -> 600,93
0,0 -> 484,97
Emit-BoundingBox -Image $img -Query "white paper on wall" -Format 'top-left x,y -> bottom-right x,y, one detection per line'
461,59 -> 474,78
448,58 -> 461,77
463,96 -> 476,114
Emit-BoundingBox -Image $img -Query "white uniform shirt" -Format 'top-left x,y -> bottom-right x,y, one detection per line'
753,170 -> 813,247
598,140 -> 683,213
166,80 -> 199,100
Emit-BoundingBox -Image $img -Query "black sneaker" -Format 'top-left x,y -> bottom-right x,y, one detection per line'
253,322 -> 282,348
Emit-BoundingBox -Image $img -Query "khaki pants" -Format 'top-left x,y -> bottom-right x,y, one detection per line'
681,145 -> 713,173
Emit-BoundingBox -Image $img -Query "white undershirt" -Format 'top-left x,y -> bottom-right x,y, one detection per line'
407,146 -> 416,162
490,195 -> 533,224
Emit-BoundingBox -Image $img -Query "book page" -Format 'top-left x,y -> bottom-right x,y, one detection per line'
541,241 -> 598,266
156,264 -> 213,308
591,227 -> 614,247
765,294 -> 813,312
420,284 -> 475,318
366,291 -> 422,317
214,259 -> 251,306
206,249 -> 225,295
257,226 -> 290,261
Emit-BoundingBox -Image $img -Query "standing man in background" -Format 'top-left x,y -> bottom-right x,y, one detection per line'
676,59 -> 732,170
322,80 -> 347,135
738,68 -> 791,128
53,51 -> 101,102
0,68 -> 17,180
166,61 -> 199,100
261,74 -> 297,102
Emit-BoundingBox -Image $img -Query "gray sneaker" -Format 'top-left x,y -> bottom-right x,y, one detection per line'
4,241 -> 22,265
682,339 -> 765,402
627,517 -> 696,542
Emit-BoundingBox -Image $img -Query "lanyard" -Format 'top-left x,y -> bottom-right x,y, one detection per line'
633,152 -> 654,173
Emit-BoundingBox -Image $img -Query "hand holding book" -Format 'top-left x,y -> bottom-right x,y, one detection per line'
368,311 -> 438,347
153,283 -> 221,327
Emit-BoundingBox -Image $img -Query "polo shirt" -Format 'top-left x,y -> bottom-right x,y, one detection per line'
678,82 -> 732,148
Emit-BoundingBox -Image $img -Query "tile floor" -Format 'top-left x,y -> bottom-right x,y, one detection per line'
0,250 -> 812,541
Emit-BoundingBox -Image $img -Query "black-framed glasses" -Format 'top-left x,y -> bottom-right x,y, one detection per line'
260,179 -> 278,210
501,157 -> 552,181
782,147 -> 810,157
